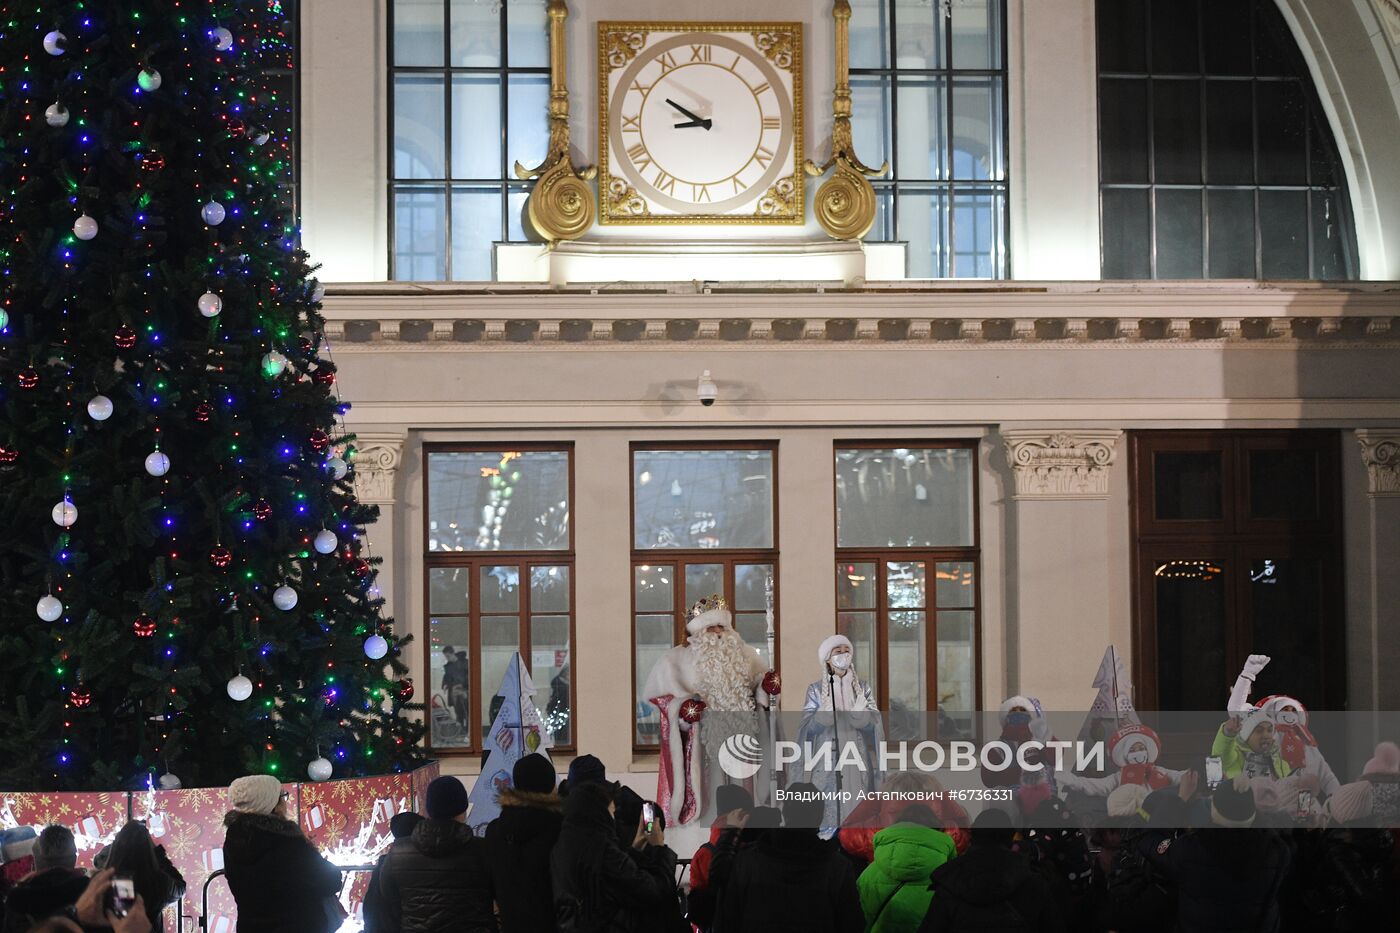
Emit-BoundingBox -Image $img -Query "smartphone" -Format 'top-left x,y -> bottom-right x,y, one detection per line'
109,877 -> 136,918
1296,790 -> 1313,819
642,801 -> 655,834
1205,756 -> 1223,789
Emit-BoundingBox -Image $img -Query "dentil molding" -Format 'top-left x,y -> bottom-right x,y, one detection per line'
1356,430 -> 1400,497
1002,429 -> 1123,500
351,433 -> 406,504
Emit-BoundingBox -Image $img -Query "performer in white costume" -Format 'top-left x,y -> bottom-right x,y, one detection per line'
798,635 -> 883,836
641,595 -> 775,824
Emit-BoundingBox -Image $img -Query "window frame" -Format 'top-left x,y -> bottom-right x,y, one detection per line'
422,442 -> 577,755
832,440 -> 983,714
852,0 -> 1011,278
629,441 -> 780,752
386,0 -> 551,280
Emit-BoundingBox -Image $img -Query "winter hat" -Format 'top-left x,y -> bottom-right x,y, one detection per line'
389,812 -> 424,840
1210,779 -> 1257,828
1237,708 -> 1271,743
1109,724 -> 1161,768
512,753 -> 556,795
1327,781 -> 1374,825
229,774 -> 283,816
1257,695 -> 1307,726
425,775 -> 469,820
613,785 -> 645,844
970,807 -> 1017,847
998,695 -> 1038,725
818,634 -> 854,669
685,594 -> 731,636
780,781 -> 824,830
567,754 -> 607,788
715,783 -> 754,816
1362,741 -> 1400,776
1107,783 -> 1150,820
747,805 -> 782,829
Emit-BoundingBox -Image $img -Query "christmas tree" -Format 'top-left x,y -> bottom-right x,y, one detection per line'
467,653 -> 552,835
0,1 -> 425,789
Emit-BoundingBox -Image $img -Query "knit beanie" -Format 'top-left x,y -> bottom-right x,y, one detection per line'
1107,782 -> 1150,820
1327,781 -> 1374,825
613,785 -> 645,844
512,753 -> 557,795
389,812 -> 424,839
229,774 -> 282,816
425,775 -> 469,820
970,806 -> 1017,847
1210,779 -> 1257,828
715,783 -> 754,816
1363,741 -> 1400,777
567,754 -> 607,788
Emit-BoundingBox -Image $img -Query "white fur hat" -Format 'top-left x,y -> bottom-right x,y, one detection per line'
685,594 -> 732,636
998,695 -> 1038,725
1238,708 -> 1271,742
1257,695 -> 1307,726
818,634 -> 854,668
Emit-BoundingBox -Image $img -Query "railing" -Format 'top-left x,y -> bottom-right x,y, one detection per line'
199,864 -> 377,931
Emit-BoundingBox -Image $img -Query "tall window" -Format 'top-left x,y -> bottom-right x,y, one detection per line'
389,0 -> 550,280
1130,431 -> 1343,710
1097,0 -> 1357,279
835,444 -> 980,737
632,446 -> 778,748
849,0 -> 1009,277
424,446 -> 574,753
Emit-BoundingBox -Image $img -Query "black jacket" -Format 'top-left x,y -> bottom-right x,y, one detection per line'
1135,828 -> 1292,933
715,829 -> 864,933
1,867 -> 90,933
378,818 -> 497,933
483,788 -> 563,933
551,784 -> 679,933
222,810 -> 344,933
919,843 -> 1065,933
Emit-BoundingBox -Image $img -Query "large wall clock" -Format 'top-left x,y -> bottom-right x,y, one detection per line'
598,22 -> 803,225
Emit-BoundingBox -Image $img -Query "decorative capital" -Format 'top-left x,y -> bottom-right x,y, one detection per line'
1356,429 -> 1400,497
352,433 -> 406,504
1002,429 -> 1123,500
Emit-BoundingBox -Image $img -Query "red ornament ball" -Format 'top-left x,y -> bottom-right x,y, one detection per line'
761,670 -> 782,696
193,402 -> 213,423
227,118 -> 247,136
133,615 -> 157,637
396,678 -> 415,702
308,429 -> 330,452
209,545 -> 233,569
679,698 -> 707,724
252,499 -> 272,521
114,325 -> 137,349
140,151 -> 165,172
313,368 -> 335,386
17,368 -> 40,389
350,558 -> 371,578
69,687 -> 92,709
0,446 -> 17,465
297,336 -> 314,354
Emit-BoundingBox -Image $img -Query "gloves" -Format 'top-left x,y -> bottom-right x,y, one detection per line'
1227,654 -> 1271,713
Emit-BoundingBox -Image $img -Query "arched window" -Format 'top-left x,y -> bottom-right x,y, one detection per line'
1097,0 -> 1357,279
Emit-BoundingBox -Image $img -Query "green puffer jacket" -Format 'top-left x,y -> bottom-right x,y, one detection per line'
857,822 -> 958,933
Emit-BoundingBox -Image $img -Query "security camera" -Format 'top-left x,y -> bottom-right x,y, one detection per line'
697,370 -> 718,407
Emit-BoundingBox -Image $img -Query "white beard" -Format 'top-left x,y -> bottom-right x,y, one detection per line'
689,629 -> 757,711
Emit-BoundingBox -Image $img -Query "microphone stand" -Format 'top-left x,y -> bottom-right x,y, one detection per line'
828,667 -> 845,828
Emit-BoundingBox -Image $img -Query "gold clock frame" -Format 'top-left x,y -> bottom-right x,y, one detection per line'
597,21 -> 805,226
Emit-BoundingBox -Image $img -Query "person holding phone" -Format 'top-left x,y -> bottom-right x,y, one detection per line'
103,822 -> 185,932
483,754 -> 563,933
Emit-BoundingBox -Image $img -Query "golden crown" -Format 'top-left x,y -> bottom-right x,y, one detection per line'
686,594 -> 728,622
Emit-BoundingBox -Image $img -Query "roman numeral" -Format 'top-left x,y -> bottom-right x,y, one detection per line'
690,44 -> 711,63
630,79 -> 652,94
627,143 -> 652,169
753,145 -> 774,169
728,54 -> 742,72
694,183 -> 712,202
749,81 -> 771,97
654,169 -> 677,195
731,176 -> 745,194
621,113 -> 641,133
762,116 -> 781,130
657,51 -> 679,74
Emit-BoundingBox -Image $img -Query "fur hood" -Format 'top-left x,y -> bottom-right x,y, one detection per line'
223,809 -> 308,839
498,787 -> 561,811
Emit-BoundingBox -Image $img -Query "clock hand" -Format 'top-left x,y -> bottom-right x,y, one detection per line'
673,117 -> 713,130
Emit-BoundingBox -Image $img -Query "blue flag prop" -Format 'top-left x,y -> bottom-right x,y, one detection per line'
467,652 -> 553,834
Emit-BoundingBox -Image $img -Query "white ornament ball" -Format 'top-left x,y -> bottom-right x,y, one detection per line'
364,634 -> 389,660
137,68 -> 162,92
201,201 -> 227,226
198,291 -> 223,318
144,451 -> 171,477
212,26 -> 234,51
37,595 -> 64,622
87,395 -> 114,421
52,499 -> 78,527
272,585 -> 298,610
253,129 -> 270,145
326,457 -> 348,480
226,674 -> 253,701
73,214 -> 98,240
45,102 -> 69,127
313,529 -> 338,554
307,757 -> 333,782
262,351 -> 288,377
310,281 -> 326,303
43,30 -> 66,55
158,772 -> 182,790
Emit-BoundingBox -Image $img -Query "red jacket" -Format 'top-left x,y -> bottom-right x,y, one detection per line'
688,817 -> 728,893
836,794 -> 970,862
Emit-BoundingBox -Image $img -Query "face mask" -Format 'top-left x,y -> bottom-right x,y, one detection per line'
1279,711 -> 1299,726
1006,712 -> 1031,727
1126,750 -> 1149,765
829,653 -> 852,672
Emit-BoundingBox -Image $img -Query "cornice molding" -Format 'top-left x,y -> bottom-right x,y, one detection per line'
1356,429 -> 1400,497
1002,429 -> 1123,499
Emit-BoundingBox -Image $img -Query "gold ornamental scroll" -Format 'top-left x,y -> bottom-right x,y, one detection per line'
517,0 -> 596,244
804,0 -> 887,240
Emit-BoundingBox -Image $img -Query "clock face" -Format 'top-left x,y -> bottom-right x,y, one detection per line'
599,23 -> 803,224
